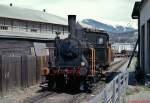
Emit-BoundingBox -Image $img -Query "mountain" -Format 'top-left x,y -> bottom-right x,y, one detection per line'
82,19 -> 135,33
110,30 -> 138,43
82,19 -> 138,44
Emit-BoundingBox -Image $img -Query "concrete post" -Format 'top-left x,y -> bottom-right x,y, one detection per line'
118,74 -> 121,103
104,90 -> 107,103
112,80 -> 116,103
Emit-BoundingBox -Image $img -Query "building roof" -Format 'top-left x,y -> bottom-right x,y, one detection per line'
132,2 -> 141,19
0,4 -> 68,25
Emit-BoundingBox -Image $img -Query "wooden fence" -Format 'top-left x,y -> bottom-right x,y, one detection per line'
0,55 -> 48,96
88,71 -> 129,103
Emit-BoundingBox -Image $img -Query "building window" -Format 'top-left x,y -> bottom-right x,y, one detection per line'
0,18 -> 5,25
30,29 -> 37,32
63,26 -> 68,34
52,24 -> 53,34
40,23 -> 47,32
4,19 -> 11,26
19,21 -> 27,28
0,26 -> 8,30
53,24 -> 58,33
59,26 -> 63,34
13,20 -> 20,27
47,24 -> 52,32
63,26 -> 64,35
27,22 -> 40,33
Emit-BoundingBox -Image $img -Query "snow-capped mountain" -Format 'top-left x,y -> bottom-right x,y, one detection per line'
82,19 -> 135,33
82,19 -> 138,44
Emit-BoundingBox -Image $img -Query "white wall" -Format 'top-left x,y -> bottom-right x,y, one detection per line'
34,43 -> 48,56
112,43 -> 134,53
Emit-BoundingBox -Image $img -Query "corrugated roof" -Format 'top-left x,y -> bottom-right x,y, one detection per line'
0,4 -> 68,25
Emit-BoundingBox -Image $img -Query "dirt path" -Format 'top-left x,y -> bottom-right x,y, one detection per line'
21,81 -> 105,103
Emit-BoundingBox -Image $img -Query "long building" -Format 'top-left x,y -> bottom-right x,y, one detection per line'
112,43 -> 134,53
132,0 -> 150,83
0,4 -> 68,56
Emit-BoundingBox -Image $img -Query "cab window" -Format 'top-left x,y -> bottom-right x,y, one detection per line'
97,38 -> 103,44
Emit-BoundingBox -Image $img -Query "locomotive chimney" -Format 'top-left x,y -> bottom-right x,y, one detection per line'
10,3 -> 13,6
68,15 -> 76,37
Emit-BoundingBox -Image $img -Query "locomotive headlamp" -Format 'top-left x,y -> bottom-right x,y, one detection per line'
81,62 -> 85,67
41,67 -> 49,76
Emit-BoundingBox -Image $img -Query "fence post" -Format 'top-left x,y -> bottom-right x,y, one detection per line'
0,55 -> 2,97
112,79 -> 116,103
127,72 -> 129,87
104,89 -> 107,103
118,74 -> 121,103
123,72 -> 127,103
124,72 -> 127,94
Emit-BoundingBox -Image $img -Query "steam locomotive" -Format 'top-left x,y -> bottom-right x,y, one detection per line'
41,15 -> 113,91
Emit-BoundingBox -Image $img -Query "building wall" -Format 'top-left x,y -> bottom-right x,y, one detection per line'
0,18 -> 68,39
112,43 -> 134,53
140,0 -> 150,74
0,39 -> 34,56
0,16 -> 68,56
0,39 -> 55,56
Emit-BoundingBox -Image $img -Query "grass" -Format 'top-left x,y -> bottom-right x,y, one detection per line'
126,84 -> 150,96
128,57 -> 137,72
143,86 -> 150,91
126,86 -> 141,96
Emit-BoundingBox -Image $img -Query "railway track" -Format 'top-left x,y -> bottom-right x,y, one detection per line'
22,91 -> 58,103
105,58 -> 128,83
21,58 -> 127,103
108,58 -> 127,72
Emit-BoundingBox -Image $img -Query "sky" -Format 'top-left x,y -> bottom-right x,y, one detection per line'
0,0 -> 140,28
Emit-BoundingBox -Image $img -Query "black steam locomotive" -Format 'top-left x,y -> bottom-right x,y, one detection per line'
41,15 -> 113,91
